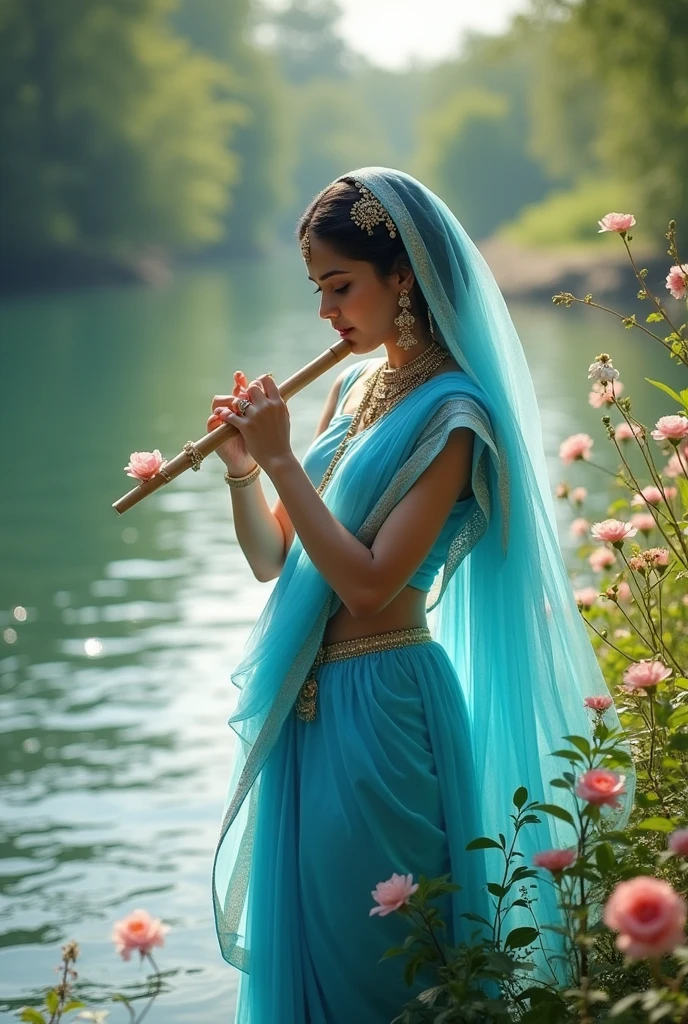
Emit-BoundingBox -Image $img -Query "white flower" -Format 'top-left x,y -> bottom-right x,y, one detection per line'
588,358 -> 620,383
76,1013 -> 110,1023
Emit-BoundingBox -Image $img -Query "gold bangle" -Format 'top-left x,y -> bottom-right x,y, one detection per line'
224,464 -> 261,488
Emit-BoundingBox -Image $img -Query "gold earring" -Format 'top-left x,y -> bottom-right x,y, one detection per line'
394,290 -> 417,349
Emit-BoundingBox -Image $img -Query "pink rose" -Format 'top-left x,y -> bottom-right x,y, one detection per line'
533,849 -> 576,872
603,876 -> 687,960
570,517 -> 590,539
576,768 -> 626,808
588,547 -> 616,572
590,519 -> 637,545
630,513 -> 656,534
574,587 -> 599,610
623,659 -> 671,690
666,264 -> 688,300
559,433 -> 593,465
616,581 -> 632,603
598,212 -> 636,234
369,872 -> 419,917
631,486 -> 665,507
589,381 -> 624,408
668,830 -> 688,857
646,547 -> 669,567
112,909 -> 170,961
651,415 -> 688,442
570,486 -> 588,505
124,450 -> 166,482
584,695 -> 613,711
615,421 -> 642,442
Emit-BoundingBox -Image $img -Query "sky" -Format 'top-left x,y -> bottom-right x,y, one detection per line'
335,0 -> 533,69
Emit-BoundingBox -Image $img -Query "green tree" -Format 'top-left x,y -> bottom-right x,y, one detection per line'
173,0 -> 287,255
255,0 -> 362,84
416,29 -> 553,240
0,0 -> 241,268
529,0 -> 688,230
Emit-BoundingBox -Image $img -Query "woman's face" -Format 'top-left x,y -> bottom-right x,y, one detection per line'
307,234 -> 412,354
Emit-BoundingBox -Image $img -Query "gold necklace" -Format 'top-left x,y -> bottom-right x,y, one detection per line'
360,341 -> 447,430
317,342 -> 449,496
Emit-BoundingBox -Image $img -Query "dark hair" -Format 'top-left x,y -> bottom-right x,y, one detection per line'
297,178 -> 430,321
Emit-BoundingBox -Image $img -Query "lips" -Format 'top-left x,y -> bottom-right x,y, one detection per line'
336,327 -> 353,336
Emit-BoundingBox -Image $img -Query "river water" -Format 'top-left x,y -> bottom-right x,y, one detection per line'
0,252 -> 681,1020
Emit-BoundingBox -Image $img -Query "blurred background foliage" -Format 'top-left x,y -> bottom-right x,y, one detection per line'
1,0 -> 686,288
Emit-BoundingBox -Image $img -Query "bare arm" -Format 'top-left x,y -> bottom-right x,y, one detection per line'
265,425 -> 474,618
221,369 -> 347,582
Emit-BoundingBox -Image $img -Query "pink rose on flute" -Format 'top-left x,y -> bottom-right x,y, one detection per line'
124,450 -> 166,482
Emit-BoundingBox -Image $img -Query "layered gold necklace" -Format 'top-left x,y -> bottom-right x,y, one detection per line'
317,340 -> 448,496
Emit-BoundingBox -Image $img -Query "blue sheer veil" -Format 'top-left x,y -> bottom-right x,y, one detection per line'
213,167 -> 635,983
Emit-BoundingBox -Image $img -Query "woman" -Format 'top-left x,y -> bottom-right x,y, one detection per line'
209,169 -> 632,1023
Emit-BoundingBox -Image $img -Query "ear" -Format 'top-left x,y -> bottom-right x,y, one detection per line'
391,256 -> 415,294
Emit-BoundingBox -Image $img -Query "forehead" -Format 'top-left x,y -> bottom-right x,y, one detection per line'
306,235 -> 369,280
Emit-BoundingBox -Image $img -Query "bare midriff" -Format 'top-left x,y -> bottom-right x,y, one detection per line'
320,354 -> 461,646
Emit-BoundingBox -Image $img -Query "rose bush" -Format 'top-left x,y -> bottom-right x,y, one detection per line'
375,214 -> 688,1022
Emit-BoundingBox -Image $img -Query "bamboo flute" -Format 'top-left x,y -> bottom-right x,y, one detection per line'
112,338 -> 353,515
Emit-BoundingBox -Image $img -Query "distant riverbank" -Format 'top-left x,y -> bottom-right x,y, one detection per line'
479,237 -> 665,302
0,237 -> 666,301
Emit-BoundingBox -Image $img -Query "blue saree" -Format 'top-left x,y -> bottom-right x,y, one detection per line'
213,169 -> 635,1022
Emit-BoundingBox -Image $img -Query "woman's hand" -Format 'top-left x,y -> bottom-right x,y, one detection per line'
215,373 -> 292,473
208,370 -> 256,475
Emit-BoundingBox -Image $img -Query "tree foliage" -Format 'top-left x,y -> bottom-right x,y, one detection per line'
0,0 -> 242,263
529,0 -> 688,231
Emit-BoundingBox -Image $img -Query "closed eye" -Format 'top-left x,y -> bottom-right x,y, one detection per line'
313,284 -> 350,295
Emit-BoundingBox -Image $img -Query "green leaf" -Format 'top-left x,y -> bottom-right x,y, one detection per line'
513,786 -> 528,809
532,803 -> 575,826
646,311 -> 665,323
563,735 -> 591,757
45,992 -> 59,1014
668,706 -> 688,729
645,378 -> 682,404
19,1011 -> 46,1024
594,842 -> 616,872
487,882 -> 509,898
62,1002 -> 85,1012
505,926 -> 539,950
674,677 -> 688,691
635,817 -> 677,832
549,749 -> 584,763
465,836 -> 504,851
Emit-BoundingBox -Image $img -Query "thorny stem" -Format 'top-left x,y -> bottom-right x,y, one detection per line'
583,614 -> 640,662
618,550 -> 660,642
48,955 -> 71,1024
559,294 -> 685,364
132,953 -> 164,1024
412,905 -> 449,969
622,234 -> 688,361
612,595 -> 655,653
494,823 -> 522,950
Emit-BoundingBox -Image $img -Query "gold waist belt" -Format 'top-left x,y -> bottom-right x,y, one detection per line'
295,626 -> 433,724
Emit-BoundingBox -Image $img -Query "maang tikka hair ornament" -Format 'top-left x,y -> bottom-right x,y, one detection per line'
350,181 -> 397,238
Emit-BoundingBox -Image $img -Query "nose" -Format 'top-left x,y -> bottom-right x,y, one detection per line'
318,293 -> 339,322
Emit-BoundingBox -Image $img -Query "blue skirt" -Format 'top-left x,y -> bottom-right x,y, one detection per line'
234,636 -> 486,1024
